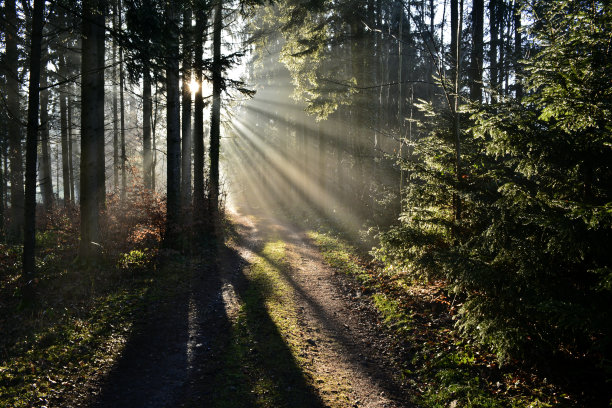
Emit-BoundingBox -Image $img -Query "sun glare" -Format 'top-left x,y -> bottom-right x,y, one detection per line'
189,78 -> 200,94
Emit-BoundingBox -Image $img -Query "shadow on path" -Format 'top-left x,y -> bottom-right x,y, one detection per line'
87,218 -> 326,408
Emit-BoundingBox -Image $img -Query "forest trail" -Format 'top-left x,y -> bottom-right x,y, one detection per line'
81,208 -> 412,408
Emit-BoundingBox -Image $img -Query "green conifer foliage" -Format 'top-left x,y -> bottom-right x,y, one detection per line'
375,0 -> 612,366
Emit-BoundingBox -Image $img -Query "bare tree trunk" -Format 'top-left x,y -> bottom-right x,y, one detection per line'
489,0 -> 499,102
193,5 -> 208,223
514,3 -> 523,100
165,2 -> 182,245
113,0 -> 119,192
398,0 -> 405,210
119,0 -> 126,201
80,0 -> 106,260
59,54 -> 72,205
208,0 -> 223,223
452,0 -> 463,223
39,49 -> 54,212
5,0 -> 24,242
0,140 -> 4,239
68,93 -> 75,203
181,6 -> 193,210
143,67 -> 153,190
23,0 -> 45,301
152,86 -> 158,191
470,0 -> 484,102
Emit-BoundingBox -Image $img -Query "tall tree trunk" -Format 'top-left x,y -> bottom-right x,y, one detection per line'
5,0 -> 24,242
514,3 -> 523,100
68,93 -> 76,203
23,0 -> 45,301
39,50 -> 54,212
470,0 -> 484,102
208,0 -> 223,223
452,0 -> 463,223
193,5 -> 208,223
152,87 -> 158,191
165,2 -> 182,245
119,0 -> 127,201
398,0 -> 405,208
143,67 -> 153,190
59,54 -> 72,205
113,0 -> 119,192
450,0 -> 458,80
58,53 -> 72,206
489,0 -> 499,102
80,0 -> 106,259
0,140 -> 4,239
181,6 -> 193,210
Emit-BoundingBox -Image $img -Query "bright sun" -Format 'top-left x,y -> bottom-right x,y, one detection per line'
189,78 -> 200,94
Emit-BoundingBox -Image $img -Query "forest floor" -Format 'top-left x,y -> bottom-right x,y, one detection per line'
74,208 -> 413,407
2,205 -> 602,407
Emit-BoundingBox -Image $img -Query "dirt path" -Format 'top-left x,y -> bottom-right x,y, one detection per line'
80,209 -> 412,408
224,211 -> 412,407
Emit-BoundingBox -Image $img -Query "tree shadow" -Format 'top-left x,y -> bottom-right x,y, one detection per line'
88,230 -> 325,408
254,220 -> 413,406
200,243 -> 327,408
88,250 -> 229,408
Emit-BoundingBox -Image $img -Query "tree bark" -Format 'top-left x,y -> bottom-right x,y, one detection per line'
452,0 -> 463,223
39,49 -> 54,212
68,93 -> 76,203
193,5 -> 208,223
113,0 -> 120,192
143,67 -> 153,190
23,0 -> 45,301
470,0 -> 484,102
59,54 -> 72,205
514,3 -> 523,100
119,0 -> 126,201
489,0 -> 498,102
208,0 -> 223,223
5,0 -> 24,242
181,6 -> 193,210
165,2 -> 182,245
80,0 -> 107,260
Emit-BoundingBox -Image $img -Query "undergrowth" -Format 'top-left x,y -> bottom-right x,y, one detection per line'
0,188 -> 182,407
308,230 -> 574,408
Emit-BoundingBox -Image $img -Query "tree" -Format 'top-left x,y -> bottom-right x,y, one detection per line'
39,47 -> 54,212
143,67 -> 153,190
192,0 -> 208,226
165,0 -> 182,245
80,0 -> 107,260
208,0 -> 222,224
23,0 -> 45,301
469,0 -> 484,102
5,0 -> 24,242
181,3 -> 193,211
59,52 -> 72,205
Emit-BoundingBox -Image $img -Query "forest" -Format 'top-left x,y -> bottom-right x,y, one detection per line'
0,0 -> 611,406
